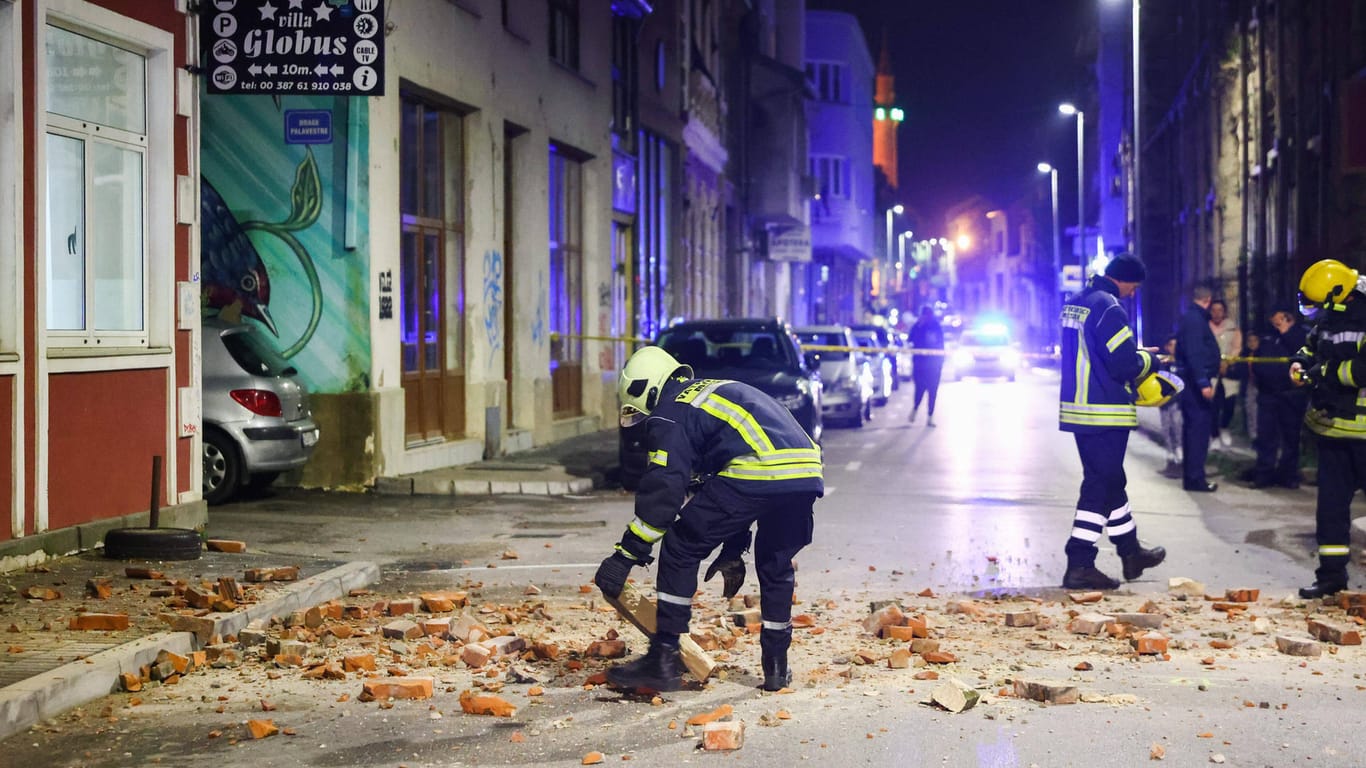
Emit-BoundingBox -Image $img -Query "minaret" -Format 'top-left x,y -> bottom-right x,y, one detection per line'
873,30 -> 901,189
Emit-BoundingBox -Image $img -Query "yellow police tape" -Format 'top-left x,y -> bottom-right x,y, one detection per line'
550,333 -> 1297,365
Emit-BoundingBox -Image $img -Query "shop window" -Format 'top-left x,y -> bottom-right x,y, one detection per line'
548,144 -> 583,416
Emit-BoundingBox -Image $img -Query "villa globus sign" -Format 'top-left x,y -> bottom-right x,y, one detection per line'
203,0 -> 385,95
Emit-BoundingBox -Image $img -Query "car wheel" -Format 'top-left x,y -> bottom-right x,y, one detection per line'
203,429 -> 242,506
851,399 -> 866,428
103,527 -> 203,561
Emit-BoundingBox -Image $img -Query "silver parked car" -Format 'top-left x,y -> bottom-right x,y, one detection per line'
795,325 -> 874,428
202,318 -> 320,504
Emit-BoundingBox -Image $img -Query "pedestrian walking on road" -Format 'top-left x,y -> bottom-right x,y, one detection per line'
1209,299 -> 1244,449
1290,260 -> 1366,599
1246,308 -> 1310,489
1176,286 -> 1222,492
595,346 -> 823,691
908,306 -> 945,427
1058,254 -> 1168,590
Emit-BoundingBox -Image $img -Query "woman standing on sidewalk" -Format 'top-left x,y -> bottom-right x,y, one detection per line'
1209,299 -> 1243,449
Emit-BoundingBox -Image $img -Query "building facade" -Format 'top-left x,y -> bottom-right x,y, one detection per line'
804,10 -> 874,327
1,0 -> 205,565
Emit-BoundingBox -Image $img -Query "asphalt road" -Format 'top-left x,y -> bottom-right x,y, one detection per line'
5,368 -> 1359,768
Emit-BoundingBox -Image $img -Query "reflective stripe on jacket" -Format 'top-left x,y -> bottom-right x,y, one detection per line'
1304,295 -> 1366,440
1059,277 -> 1154,433
621,378 -> 824,558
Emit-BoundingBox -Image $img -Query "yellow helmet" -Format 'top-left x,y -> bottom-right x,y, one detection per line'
618,346 -> 693,427
1135,370 -> 1184,408
1298,259 -> 1360,313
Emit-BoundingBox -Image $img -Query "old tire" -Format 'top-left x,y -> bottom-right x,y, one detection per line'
103,527 -> 203,561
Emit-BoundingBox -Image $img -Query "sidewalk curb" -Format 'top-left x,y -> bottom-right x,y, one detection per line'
0,560 -> 378,742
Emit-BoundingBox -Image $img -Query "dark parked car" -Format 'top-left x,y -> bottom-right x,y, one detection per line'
619,318 -> 822,491
202,318 -> 320,504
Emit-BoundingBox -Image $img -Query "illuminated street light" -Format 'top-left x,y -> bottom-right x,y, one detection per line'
955,234 -> 971,250
1037,162 -> 1061,294
1059,102 -> 1085,276
885,204 -> 904,266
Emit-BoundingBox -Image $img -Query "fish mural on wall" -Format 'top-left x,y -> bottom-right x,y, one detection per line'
201,177 -> 277,335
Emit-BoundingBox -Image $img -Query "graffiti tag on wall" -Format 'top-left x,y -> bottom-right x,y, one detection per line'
530,271 -> 547,347
482,250 -> 503,356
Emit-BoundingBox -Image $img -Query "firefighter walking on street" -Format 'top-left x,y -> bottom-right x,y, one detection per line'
1292,259 -> 1366,599
1058,254 -> 1169,590
595,346 -> 823,692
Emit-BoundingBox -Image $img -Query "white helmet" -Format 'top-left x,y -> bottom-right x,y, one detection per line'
618,346 -> 693,427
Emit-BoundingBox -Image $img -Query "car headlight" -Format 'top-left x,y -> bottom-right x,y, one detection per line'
952,350 -> 973,367
1001,349 -> 1022,367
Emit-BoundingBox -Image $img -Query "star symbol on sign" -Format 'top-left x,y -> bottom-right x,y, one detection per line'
313,1 -> 333,21
287,0 -> 304,8
259,0 -> 277,20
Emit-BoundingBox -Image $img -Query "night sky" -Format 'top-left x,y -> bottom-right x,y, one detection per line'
806,0 -> 1094,235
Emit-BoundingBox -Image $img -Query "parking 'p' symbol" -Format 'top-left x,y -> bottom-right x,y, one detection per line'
214,13 -> 237,37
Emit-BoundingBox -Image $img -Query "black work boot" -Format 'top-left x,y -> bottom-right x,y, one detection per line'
1299,581 -> 1345,600
1121,545 -> 1167,581
605,642 -> 685,692
1299,559 -> 1349,600
1061,565 -> 1120,590
761,652 -> 791,692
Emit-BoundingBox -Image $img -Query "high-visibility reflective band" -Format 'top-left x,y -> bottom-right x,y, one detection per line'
1075,329 -> 1091,404
1107,517 -> 1136,536
1337,361 -> 1357,388
628,517 -> 667,543
678,379 -> 726,405
1319,545 -> 1351,556
1074,510 -> 1107,528
1306,410 -> 1366,438
1106,326 -> 1133,352
1060,403 -> 1138,427
1069,525 -> 1102,542
762,620 -> 792,631
657,590 -> 692,606
648,449 -> 668,467
719,464 -> 823,481
1326,330 -> 1365,345
721,451 -> 823,482
1136,350 -> 1153,380
613,543 -> 642,561
699,394 -> 776,454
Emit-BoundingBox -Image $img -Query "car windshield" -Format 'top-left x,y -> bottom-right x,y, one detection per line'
795,332 -> 849,359
221,327 -> 297,377
960,331 -> 1010,347
657,328 -> 793,370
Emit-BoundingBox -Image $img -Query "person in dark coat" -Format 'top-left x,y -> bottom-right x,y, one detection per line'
1175,286 -> 1222,491
908,306 -> 945,426
1247,308 -> 1311,488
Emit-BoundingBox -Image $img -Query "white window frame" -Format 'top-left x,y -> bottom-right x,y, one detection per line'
38,1 -> 174,356
809,154 -> 848,199
805,60 -> 845,104
0,0 -> 20,361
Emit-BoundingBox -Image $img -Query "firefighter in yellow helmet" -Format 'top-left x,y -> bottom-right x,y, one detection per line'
596,345 -> 823,691
1291,259 -> 1366,598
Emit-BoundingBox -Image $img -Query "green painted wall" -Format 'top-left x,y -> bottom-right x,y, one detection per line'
200,95 -> 371,395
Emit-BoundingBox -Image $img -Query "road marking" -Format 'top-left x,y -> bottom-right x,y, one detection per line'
845,460 -> 862,472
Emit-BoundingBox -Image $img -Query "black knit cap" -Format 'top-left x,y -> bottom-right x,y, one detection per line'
1104,253 -> 1147,283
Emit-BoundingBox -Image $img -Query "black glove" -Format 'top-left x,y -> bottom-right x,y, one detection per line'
594,552 -> 636,598
705,556 -> 746,599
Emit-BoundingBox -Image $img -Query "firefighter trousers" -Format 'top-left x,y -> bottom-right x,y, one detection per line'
1314,435 -> 1366,582
654,477 -> 815,655
1066,430 -> 1140,567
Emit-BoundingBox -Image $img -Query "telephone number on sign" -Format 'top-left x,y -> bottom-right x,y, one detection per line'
258,81 -> 356,92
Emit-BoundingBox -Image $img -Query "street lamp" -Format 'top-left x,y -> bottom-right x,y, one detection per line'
885,204 -> 904,266
1059,102 -> 1085,276
1037,162 -> 1061,294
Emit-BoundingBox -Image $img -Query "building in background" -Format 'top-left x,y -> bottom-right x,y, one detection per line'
804,10 -> 875,326
1,1 -> 205,559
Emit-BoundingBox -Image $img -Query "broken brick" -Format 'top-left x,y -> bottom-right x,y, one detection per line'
1068,591 -> 1104,604
1211,602 -> 1248,613
888,648 -> 912,669
702,720 -> 744,751
387,598 -> 420,616
461,643 -> 494,668
85,578 -> 113,600
1131,631 -> 1169,655
1013,679 -> 1079,704
458,689 -> 515,715
124,567 -> 163,580
487,635 -> 528,657
903,615 -> 930,638
69,613 -> 129,631
862,604 -> 905,634
922,651 -> 957,664
1067,612 -> 1114,636
120,672 -> 142,692
361,677 -> 435,702
245,719 -> 278,739
586,639 -> 627,658
184,586 -> 215,610
1306,618 -> 1362,646
343,654 -> 376,672
1275,635 -> 1322,657
20,586 -> 61,601
687,704 -> 734,726
206,539 -> 247,553
1112,613 -> 1164,630
381,619 -> 423,641
731,608 -> 762,627
1004,611 -> 1038,628
418,617 -> 451,637
244,566 -> 299,583
910,638 -> 940,655
1224,588 -> 1260,603
881,625 -> 918,641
